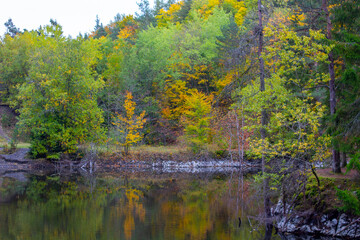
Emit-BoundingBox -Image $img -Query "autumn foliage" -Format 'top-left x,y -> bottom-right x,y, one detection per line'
113,91 -> 146,155
0,0 -> 358,167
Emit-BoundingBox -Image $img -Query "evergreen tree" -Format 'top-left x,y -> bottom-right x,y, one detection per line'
4,18 -> 20,37
93,15 -> 107,39
136,0 -> 157,29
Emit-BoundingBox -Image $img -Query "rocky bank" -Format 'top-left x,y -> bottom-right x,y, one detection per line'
273,200 -> 360,239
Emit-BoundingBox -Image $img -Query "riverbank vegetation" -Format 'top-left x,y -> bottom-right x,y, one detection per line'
0,0 -> 359,235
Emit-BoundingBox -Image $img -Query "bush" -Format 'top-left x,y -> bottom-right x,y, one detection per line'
346,152 -> 360,174
336,188 -> 360,215
1,113 -> 15,128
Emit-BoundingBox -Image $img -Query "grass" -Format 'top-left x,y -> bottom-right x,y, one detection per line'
131,145 -> 188,154
0,141 -> 31,149
79,144 -> 189,158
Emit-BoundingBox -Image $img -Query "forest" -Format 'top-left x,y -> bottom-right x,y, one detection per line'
1,0 -> 359,168
0,0 -> 360,237
0,0 -> 359,164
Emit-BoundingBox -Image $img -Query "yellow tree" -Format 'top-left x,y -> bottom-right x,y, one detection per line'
197,0 -> 247,25
113,91 -> 146,155
156,1 -> 184,28
182,90 -> 214,153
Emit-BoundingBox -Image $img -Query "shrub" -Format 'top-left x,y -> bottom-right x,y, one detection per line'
336,188 -> 360,215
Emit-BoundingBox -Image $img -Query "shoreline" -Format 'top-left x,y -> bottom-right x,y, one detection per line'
273,200 -> 360,239
1,148 -> 359,239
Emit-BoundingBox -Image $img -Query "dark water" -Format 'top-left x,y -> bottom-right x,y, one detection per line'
0,170 -> 322,240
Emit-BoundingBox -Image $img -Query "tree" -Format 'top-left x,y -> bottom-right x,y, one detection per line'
4,18 -> 20,37
234,13 -> 333,232
136,0 -> 157,29
113,91 -> 146,155
330,0 -> 360,169
322,0 -> 341,173
0,31 -> 33,105
182,90 -> 213,153
256,0 -> 273,234
92,15 -> 107,39
16,25 -> 105,159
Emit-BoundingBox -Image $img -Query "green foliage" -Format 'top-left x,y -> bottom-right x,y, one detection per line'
1,112 -> 14,128
346,152 -> 360,174
235,24 -> 333,162
0,0 -> 358,162
0,31 -> 33,105
336,188 -> 360,215
15,25 -> 105,158
182,90 -> 213,153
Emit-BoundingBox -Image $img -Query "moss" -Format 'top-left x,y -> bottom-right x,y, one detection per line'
294,174 -> 360,216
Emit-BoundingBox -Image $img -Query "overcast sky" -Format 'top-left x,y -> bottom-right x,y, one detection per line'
0,0 -> 154,38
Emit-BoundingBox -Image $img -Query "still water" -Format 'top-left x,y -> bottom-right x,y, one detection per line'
0,170 -> 288,239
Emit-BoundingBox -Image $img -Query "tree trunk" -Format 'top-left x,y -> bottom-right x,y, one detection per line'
322,0 -> 341,173
341,152 -> 347,168
124,145 -> 129,155
228,111 -> 234,162
258,0 -> 272,230
235,111 -> 243,166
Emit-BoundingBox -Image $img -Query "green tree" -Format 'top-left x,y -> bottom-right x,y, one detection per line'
182,90 -> 213,153
234,21 -> 333,226
0,31 -> 33,105
329,0 -> 360,168
15,24 -> 105,159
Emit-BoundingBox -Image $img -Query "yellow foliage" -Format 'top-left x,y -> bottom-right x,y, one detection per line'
199,0 -> 246,25
117,15 -> 138,41
288,10 -> 307,27
118,26 -> 136,39
156,1 -> 184,27
226,0 -> 247,25
113,91 -> 146,154
162,80 -> 191,120
122,189 -> 145,240
215,70 -> 234,92
237,22 -> 333,163
183,64 -> 210,84
182,90 -> 214,152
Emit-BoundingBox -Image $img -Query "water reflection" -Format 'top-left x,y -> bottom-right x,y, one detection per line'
0,171 -> 281,240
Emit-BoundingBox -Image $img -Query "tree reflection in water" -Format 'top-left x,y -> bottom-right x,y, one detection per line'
0,171 -> 281,240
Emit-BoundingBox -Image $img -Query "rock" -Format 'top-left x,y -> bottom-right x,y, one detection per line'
277,218 -> 286,229
338,213 -> 348,228
2,171 -> 28,182
272,199 -> 283,216
299,224 -> 311,233
0,148 -> 30,163
272,199 -> 292,216
320,215 -> 328,223
275,208 -> 360,239
331,218 -> 338,227
311,225 -> 320,233
285,223 -> 297,232
291,215 -> 302,225
347,225 -> 360,238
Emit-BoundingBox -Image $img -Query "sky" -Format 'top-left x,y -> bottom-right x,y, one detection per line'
0,0 -> 154,38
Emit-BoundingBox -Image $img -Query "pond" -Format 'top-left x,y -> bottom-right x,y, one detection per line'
0,170 -> 336,240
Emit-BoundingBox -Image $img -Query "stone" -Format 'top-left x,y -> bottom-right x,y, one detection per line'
331,218 -> 338,227
320,215 -> 328,223
299,224 -> 311,233
311,225 -> 320,233
285,223 -> 297,232
338,213 -> 348,228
